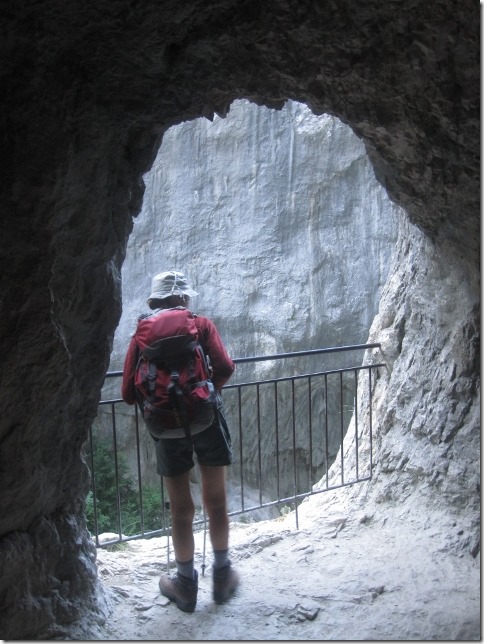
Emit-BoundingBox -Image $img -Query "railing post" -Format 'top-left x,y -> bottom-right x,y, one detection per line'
134,405 -> 144,536
324,373 -> 329,490
111,402 -> 123,539
237,386 -> 245,513
291,379 -> 299,531
354,370 -> 359,481
274,380 -> 280,501
257,383 -> 262,507
88,424 -> 100,548
339,372 -> 344,486
308,376 -> 313,490
369,368 -> 374,475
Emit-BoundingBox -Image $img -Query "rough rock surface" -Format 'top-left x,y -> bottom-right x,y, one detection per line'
89,486 -> 480,641
366,219 -> 480,526
110,100 -> 400,369
0,0 -> 479,639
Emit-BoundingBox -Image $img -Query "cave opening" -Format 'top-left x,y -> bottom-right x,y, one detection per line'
113,98 -> 403,369
89,98 -> 406,538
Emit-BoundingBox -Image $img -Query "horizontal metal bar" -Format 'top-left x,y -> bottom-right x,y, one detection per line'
231,343 -> 381,364
103,343 -> 382,379
101,362 -> 386,403
99,397 -> 124,405
223,363 -> 386,390
226,476 -> 373,516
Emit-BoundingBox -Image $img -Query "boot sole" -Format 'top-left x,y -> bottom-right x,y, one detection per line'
162,589 -> 196,613
213,586 -> 237,604
174,597 -> 197,613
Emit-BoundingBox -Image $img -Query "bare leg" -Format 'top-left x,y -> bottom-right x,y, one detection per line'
163,471 -> 195,562
200,464 -> 239,602
199,464 -> 229,551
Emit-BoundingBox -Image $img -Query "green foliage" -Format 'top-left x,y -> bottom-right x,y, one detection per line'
279,503 -> 294,516
84,437 -> 164,537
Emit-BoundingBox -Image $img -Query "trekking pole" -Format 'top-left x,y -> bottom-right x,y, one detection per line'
202,506 -> 207,577
161,480 -> 171,573
165,500 -> 171,573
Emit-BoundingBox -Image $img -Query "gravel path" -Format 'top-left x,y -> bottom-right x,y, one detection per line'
90,485 -> 480,641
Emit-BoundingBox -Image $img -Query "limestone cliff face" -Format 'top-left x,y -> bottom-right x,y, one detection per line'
107,101 -> 401,493
111,100 -> 401,368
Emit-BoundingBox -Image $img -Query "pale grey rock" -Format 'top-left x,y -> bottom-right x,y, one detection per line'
322,216 -> 480,543
93,500 -> 480,641
111,100 -> 401,371
108,100 -> 401,500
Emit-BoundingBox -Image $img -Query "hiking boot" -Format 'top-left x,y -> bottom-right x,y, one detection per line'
159,570 -> 198,613
213,562 -> 240,604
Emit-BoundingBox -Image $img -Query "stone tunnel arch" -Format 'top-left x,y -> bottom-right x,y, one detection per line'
0,1 -> 479,638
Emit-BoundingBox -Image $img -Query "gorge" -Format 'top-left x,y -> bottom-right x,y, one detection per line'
102,99 -> 401,504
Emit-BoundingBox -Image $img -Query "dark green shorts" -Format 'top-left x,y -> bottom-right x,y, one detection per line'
153,404 -> 233,477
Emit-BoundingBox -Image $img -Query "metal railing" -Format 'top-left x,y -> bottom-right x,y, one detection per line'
86,344 -> 384,548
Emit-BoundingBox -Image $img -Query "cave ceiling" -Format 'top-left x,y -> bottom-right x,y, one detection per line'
1,0 -> 479,260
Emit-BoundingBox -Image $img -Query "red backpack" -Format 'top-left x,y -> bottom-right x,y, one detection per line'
133,308 -> 216,438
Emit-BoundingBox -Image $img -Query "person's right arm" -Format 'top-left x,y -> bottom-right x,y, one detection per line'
121,336 -> 139,405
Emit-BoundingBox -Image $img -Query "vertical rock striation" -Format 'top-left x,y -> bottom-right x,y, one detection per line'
108,100 -> 401,494
367,219 -> 480,537
112,101 -> 401,366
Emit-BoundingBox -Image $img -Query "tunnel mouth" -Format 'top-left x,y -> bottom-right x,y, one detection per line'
86,98 -> 403,544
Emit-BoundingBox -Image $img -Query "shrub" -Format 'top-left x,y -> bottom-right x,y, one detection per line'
84,436 -> 164,537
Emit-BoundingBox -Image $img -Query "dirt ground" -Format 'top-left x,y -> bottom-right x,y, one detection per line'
89,485 -> 480,641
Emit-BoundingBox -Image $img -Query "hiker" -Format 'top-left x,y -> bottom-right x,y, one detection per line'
121,270 -> 239,613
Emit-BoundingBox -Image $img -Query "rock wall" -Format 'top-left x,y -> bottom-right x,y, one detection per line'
107,99 -> 401,497
111,100 -> 400,366
370,219 -> 479,528
322,217 -> 480,543
0,0 -> 479,639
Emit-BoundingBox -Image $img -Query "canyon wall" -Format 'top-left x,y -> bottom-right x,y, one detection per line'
111,100 -> 401,368
105,99 -> 401,496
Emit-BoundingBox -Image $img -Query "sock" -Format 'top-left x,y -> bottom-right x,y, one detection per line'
176,558 -> 195,579
213,548 -> 229,570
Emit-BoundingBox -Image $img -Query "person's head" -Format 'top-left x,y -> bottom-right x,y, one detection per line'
147,270 -> 198,310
